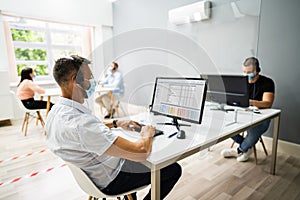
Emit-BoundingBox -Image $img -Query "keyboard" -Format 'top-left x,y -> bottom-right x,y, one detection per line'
131,125 -> 164,137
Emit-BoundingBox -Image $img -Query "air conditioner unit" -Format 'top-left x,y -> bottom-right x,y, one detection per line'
168,0 -> 212,25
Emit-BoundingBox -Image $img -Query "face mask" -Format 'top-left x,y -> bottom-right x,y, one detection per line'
85,79 -> 96,98
247,72 -> 256,81
107,66 -> 113,75
244,72 -> 256,80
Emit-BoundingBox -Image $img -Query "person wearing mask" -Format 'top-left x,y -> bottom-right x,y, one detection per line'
17,67 -> 54,110
95,62 -> 125,119
221,57 -> 275,162
45,55 -> 181,200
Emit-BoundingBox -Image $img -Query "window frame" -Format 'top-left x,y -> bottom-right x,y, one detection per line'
5,16 -> 92,83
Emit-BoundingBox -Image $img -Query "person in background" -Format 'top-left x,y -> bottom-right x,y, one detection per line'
221,57 -> 275,162
45,55 -> 181,200
17,67 -> 54,110
95,62 -> 125,119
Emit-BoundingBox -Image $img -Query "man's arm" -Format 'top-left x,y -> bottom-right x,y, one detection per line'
103,120 -> 140,130
104,125 -> 155,162
249,92 -> 274,109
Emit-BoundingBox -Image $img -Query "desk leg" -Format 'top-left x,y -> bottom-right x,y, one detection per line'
271,114 -> 280,175
38,96 -> 44,125
151,167 -> 160,200
46,96 -> 51,117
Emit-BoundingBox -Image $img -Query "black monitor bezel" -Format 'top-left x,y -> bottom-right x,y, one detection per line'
150,77 -> 207,124
203,74 -> 249,107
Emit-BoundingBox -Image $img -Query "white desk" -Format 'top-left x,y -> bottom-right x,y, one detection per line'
95,85 -> 119,93
118,105 -> 281,200
39,88 -> 61,116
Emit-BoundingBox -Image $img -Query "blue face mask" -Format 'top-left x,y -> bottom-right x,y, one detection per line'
247,73 -> 256,81
107,66 -> 113,75
85,79 -> 96,98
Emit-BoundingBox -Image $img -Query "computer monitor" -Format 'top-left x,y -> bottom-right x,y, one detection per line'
150,77 -> 207,139
202,75 -> 249,109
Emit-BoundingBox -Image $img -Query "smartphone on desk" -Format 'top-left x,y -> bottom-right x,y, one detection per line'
130,124 -> 164,137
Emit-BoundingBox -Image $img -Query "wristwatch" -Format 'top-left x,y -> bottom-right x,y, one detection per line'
113,120 -> 118,128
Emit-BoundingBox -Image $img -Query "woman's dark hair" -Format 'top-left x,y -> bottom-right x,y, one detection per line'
18,68 -> 33,86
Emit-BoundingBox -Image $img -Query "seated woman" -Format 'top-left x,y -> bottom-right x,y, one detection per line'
17,67 -> 54,110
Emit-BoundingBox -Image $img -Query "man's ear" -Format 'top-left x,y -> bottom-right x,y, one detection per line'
71,74 -> 77,84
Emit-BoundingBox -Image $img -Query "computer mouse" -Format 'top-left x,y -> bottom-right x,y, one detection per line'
253,109 -> 261,114
176,130 -> 186,139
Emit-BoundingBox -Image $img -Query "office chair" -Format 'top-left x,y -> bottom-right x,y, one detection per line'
230,131 -> 268,164
97,93 -> 126,119
67,162 -> 148,200
11,91 -> 45,136
110,98 -> 127,119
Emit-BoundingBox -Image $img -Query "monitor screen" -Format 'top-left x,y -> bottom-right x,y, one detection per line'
150,77 -> 207,124
203,75 -> 249,107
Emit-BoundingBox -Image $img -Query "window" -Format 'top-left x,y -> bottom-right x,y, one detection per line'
4,16 -> 92,82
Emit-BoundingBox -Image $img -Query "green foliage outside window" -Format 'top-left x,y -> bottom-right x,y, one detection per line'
11,29 -> 44,42
11,29 -> 48,76
17,64 -> 48,76
15,48 -> 46,61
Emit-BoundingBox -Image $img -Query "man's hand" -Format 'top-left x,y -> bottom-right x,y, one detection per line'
140,125 -> 155,138
116,120 -> 141,131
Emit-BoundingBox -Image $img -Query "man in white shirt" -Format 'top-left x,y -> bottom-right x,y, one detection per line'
95,62 -> 125,118
45,55 -> 181,200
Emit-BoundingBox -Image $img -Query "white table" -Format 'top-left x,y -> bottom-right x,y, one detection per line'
95,85 -> 119,93
120,105 -> 281,200
39,88 -> 61,116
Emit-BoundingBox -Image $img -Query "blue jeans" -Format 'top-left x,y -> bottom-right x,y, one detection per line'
231,120 -> 271,152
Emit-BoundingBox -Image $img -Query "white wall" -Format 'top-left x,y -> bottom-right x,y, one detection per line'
0,0 -> 112,26
112,0 -> 261,106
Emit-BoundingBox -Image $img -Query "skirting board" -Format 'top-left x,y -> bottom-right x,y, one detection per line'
261,136 -> 300,158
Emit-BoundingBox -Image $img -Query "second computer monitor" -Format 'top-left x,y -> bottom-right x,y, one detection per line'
203,74 -> 249,107
150,77 -> 207,124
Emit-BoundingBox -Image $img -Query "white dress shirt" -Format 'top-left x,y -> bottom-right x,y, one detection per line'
100,71 -> 125,95
45,97 -> 125,189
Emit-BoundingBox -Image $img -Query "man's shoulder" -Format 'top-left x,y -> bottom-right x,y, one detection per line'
115,71 -> 123,76
258,75 -> 275,92
259,75 -> 274,84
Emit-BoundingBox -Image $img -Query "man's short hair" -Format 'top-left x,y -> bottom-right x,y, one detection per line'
112,62 -> 118,69
53,55 -> 91,86
243,57 -> 261,73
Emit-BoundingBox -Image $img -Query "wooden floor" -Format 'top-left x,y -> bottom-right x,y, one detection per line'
0,117 -> 300,200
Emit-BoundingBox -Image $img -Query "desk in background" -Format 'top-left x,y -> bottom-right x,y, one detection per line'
39,88 -> 61,117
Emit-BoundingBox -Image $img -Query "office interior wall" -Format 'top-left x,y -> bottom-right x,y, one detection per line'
0,0 -> 112,27
112,0 -> 300,145
257,0 -> 300,144
112,0 -> 260,106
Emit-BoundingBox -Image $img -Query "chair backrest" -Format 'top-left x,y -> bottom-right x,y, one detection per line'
66,162 -> 115,198
67,162 -> 148,199
10,90 -> 32,113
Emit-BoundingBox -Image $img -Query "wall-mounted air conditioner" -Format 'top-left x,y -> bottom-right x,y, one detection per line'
168,0 -> 212,25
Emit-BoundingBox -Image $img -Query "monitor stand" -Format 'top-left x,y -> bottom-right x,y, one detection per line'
157,118 -> 190,139
226,109 -> 238,126
210,103 -> 234,112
